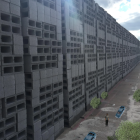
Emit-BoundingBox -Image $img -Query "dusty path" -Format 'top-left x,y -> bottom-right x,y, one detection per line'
57,63 -> 140,140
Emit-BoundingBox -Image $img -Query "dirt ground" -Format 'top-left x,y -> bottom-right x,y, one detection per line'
57,63 -> 140,140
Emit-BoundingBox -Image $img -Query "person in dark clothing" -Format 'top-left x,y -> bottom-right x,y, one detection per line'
105,113 -> 109,126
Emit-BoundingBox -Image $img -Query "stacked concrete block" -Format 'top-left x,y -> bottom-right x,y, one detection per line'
95,4 -> 106,97
110,18 -> 119,86
125,31 -> 131,74
83,0 -> 97,110
63,54 -> 85,127
136,40 -> 140,63
132,36 -> 139,69
122,27 -> 129,77
128,33 -> 133,72
112,22 -> 123,83
0,0 -> 140,139
0,0 -> 26,139
20,0 -> 64,139
61,0 -> 85,126
116,23 -> 123,81
105,12 -> 113,91
131,37 -> 139,69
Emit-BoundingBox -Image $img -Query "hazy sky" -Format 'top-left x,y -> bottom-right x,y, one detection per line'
94,0 -> 140,40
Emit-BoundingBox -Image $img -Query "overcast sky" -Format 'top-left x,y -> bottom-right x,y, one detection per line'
94,0 -> 140,40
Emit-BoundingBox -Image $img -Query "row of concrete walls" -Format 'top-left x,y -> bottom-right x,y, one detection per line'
0,0 -> 140,140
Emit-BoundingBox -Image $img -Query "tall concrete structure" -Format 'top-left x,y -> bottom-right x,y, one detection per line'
20,0 -> 64,139
61,0 -> 85,126
83,0 -> 97,110
0,0 -> 26,139
95,4 -> 106,98
0,0 -> 140,139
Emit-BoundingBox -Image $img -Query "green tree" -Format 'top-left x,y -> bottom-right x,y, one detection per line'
90,97 -> 101,109
133,89 -> 140,102
115,121 -> 140,140
101,91 -> 108,99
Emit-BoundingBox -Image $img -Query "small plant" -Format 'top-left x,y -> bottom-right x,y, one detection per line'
101,91 -> 108,99
107,136 -> 115,140
90,97 -> 101,109
107,136 -> 117,140
133,89 -> 140,102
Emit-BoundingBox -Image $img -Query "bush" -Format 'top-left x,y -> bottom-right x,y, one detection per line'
101,91 -> 108,99
133,89 -> 140,102
107,136 -> 117,140
115,121 -> 140,140
90,97 -> 101,109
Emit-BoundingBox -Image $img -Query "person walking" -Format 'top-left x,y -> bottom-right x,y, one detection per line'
105,113 -> 109,126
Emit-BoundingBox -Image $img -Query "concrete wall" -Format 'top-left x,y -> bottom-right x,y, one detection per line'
0,0 -> 140,139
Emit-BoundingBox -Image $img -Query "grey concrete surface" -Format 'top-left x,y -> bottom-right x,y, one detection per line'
57,63 -> 140,140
